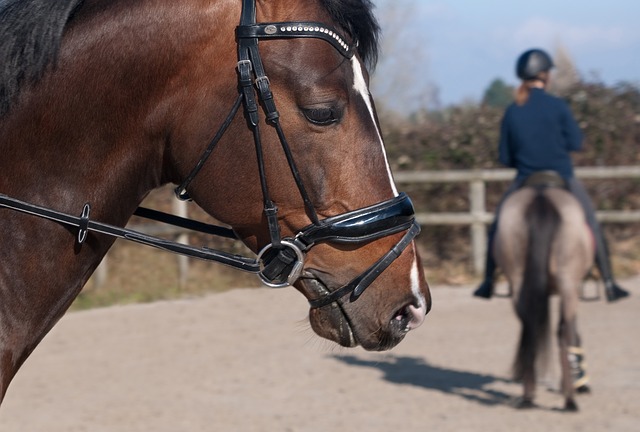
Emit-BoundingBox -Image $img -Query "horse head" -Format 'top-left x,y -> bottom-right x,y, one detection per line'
168,0 -> 431,350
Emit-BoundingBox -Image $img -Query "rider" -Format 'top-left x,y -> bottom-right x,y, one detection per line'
473,48 -> 630,302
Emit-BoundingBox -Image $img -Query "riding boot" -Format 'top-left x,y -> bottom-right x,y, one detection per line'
594,232 -> 630,302
473,251 -> 497,299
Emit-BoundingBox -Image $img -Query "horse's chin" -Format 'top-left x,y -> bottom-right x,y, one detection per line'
302,277 -> 358,347
299,273 -> 412,351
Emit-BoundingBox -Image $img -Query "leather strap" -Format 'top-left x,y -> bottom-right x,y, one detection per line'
308,221 -> 420,308
0,193 -> 259,272
236,22 -> 355,59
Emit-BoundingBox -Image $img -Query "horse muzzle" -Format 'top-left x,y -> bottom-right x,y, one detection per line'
297,242 -> 429,350
257,193 -> 420,308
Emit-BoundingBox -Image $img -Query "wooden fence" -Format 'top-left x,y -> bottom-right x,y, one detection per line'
395,165 -> 640,274
93,165 -> 640,286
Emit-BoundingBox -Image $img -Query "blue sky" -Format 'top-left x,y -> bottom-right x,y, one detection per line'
371,0 -> 640,110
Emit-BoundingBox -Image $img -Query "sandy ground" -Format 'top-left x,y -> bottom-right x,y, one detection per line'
1,275 -> 639,432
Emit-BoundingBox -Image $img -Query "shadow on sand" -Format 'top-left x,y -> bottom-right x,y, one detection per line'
333,354 -> 515,407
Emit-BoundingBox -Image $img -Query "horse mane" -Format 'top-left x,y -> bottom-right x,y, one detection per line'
320,0 -> 380,70
0,0 -> 381,117
0,0 -> 85,116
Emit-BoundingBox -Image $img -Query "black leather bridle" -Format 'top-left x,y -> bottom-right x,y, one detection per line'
0,0 -> 420,309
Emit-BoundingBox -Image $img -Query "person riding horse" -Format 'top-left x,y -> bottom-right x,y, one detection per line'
474,48 -> 629,302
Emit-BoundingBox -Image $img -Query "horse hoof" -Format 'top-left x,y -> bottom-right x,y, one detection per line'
515,398 -> 535,409
575,384 -> 591,394
564,399 -> 579,412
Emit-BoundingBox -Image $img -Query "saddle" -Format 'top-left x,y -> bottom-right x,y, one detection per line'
521,170 -> 569,190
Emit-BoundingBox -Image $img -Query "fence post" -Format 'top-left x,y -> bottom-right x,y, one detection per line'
94,256 -> 108,289
470,178 -> 487,275
173,199 -> 189,289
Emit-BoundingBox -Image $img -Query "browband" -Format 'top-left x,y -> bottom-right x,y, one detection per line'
236,22 -> 356,59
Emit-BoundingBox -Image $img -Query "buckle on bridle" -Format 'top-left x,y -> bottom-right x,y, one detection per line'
256,239 -> 305,287
254,75 -> 270,87
237,59 -> 253,73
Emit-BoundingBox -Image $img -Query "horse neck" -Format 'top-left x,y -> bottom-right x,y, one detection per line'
0,0 -> 241,299
2,0 -> 239,213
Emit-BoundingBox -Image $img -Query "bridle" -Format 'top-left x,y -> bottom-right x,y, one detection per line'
0,0 -> 420,309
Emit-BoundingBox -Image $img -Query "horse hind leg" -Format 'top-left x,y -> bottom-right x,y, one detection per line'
557,315 -> 584,412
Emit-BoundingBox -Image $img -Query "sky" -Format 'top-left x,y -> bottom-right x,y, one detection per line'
371,0 -> 640,111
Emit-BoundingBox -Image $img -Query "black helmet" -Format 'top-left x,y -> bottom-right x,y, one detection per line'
516,49 -> 554,80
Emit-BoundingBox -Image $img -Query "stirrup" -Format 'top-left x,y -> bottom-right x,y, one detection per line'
580,271 -> 601,301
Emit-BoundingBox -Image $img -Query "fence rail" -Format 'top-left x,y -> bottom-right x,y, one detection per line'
93,166 -> 640,286
395,166 -> 640,274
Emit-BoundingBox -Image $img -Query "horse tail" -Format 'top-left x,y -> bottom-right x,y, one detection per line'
513,190 -> 560,381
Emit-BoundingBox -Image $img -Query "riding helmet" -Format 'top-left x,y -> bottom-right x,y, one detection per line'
516,49 -> 554,80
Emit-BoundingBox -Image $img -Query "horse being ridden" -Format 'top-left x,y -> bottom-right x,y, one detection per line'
495,174 -> 593,411
474,48 -> 629,303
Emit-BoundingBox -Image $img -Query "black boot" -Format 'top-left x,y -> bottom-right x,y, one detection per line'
604,280 -> 630,302
594,232 -> 630,302
473,279 -> 494,299
474,244 -> 497,299
474,222 -> 499,300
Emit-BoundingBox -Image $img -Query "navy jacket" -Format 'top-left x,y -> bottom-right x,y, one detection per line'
498,88 -> 583,180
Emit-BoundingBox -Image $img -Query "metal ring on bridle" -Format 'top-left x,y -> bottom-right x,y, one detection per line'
256,239 -> 305,288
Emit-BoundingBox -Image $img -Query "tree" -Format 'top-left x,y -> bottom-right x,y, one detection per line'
548,42 -> 580,95
370,0 -> 439,114
481,78 -> 513,108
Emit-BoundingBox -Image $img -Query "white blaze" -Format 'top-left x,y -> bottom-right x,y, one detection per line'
352,58 -> 426,316
410,244 -> 425,307
350,57 -> 398,197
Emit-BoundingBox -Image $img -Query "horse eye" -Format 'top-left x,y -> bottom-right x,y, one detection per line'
303,107 -> 339,126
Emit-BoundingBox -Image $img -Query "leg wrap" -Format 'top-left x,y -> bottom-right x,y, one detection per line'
568,346 -> 590,389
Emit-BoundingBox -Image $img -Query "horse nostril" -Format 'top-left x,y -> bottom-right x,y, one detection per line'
392,303 -> 426,332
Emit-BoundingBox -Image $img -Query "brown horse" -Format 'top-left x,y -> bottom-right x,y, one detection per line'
494,174 -> 593,411
0,0 -> 431,402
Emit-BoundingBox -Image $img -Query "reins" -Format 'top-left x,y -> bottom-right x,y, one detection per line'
0,193 -> 259,272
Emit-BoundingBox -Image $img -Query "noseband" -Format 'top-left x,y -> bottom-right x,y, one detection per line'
0,0 -> 420,309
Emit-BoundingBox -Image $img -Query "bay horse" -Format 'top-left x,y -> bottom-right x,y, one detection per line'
0,0 -> 431,403
494,172 -> 593,412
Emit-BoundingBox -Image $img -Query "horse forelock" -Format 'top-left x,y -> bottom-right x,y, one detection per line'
0,0 -> 85,117
319,0 -> 380,70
